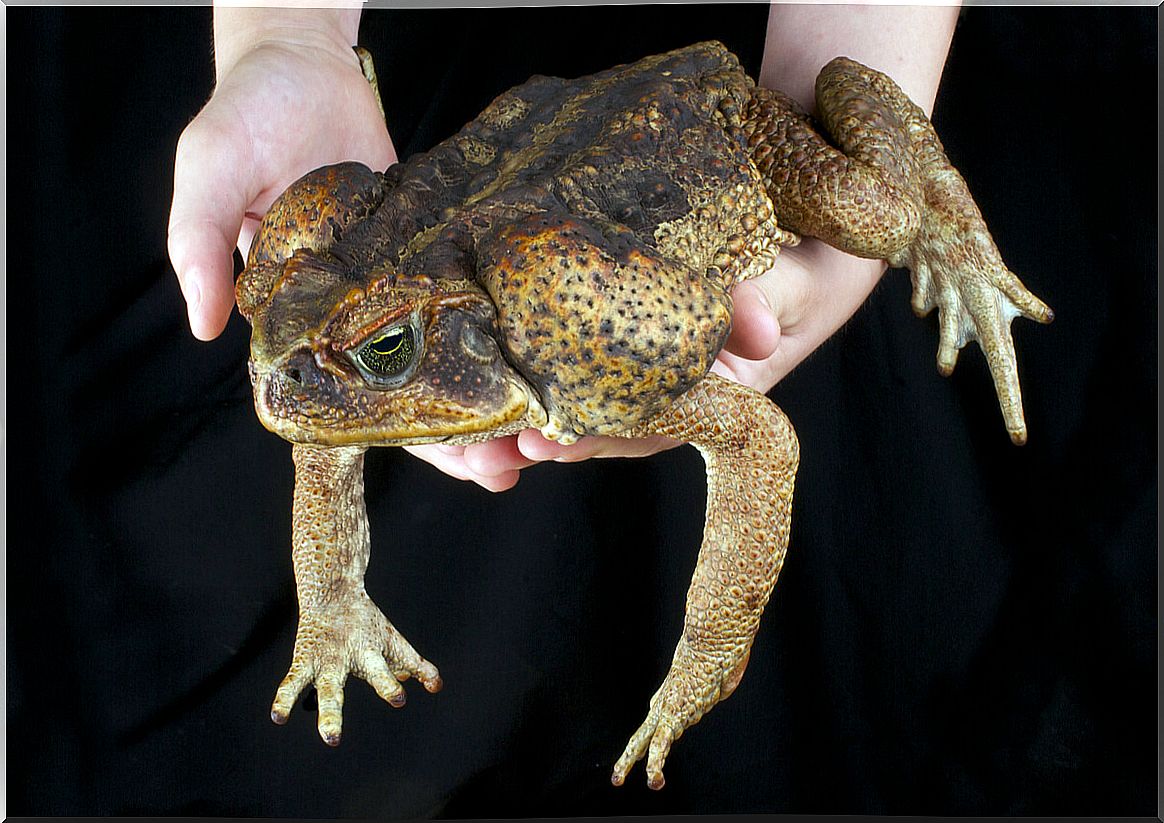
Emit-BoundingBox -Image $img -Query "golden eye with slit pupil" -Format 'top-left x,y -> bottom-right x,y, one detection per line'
357,326 -> 415,377
370,329 -> 406,356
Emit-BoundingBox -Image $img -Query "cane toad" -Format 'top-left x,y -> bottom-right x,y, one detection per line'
235,42 -> 1051,789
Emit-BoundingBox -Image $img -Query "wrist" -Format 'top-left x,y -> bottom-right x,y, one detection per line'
212,5 -> 362,82
759,4 -> 959,116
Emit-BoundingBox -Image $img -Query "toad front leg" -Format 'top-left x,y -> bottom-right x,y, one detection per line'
272,444 -> 442,745
611,374 -> 799,789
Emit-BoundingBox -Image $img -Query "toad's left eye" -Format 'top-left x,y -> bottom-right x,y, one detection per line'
352,324 -> 418,385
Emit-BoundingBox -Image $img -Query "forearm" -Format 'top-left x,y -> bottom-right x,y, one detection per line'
759,3 -> 960,117
213,4 -> 363,82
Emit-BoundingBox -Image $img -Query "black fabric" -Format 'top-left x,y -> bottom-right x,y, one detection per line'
6,6 -> 1156,817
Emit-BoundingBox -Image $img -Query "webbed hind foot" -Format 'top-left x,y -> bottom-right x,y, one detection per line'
747,57 -> 1052,442
892,172 -> 1053,444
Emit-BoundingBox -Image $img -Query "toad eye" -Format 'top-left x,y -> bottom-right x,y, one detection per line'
352,323 -> 419,386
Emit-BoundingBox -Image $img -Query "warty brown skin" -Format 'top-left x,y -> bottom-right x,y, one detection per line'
270,444 -> 442,744
745,57 -> 1053,443
234,41 -> 1051,788
611,372 -> 799,789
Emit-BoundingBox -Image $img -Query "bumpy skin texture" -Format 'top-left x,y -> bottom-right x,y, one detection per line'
745,57 -> 1053,443
611,373 -> 798,790
270,444 -> 442,746
236,42 -> 1050,787
476,211 -> 733,437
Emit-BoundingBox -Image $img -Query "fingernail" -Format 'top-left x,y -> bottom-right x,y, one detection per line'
181,275 -> 202,316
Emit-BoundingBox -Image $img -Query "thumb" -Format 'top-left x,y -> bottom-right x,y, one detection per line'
723,278 -> 782,361
168,117 -> 256,341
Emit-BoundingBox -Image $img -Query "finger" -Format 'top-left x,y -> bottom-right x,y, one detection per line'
404,444 -> 522,493
711,348 -> 783,389
713,311 -> 819,391
461,436 -> 538,476
404,445 -> 474,481
516,429 -> 678,462
466,470 -> 522,493
516,429 -> 604,462
723,243 -> 890,392
723,279 -> 781,361
719,260 -> 814,388
168,116 -> 257,340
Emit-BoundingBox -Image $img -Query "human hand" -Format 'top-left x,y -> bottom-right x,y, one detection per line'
168,8 -> 393,341
406,239 -> 886,491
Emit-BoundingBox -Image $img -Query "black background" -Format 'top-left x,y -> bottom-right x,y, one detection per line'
6,5 -> 1157,818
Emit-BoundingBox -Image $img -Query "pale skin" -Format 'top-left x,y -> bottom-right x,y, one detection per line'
168,2 -> 961,487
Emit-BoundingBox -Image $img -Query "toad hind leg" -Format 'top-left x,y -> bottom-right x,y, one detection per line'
746,58 -> 1053,444
610,374 -> 799,789
272,444 -> 442,745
